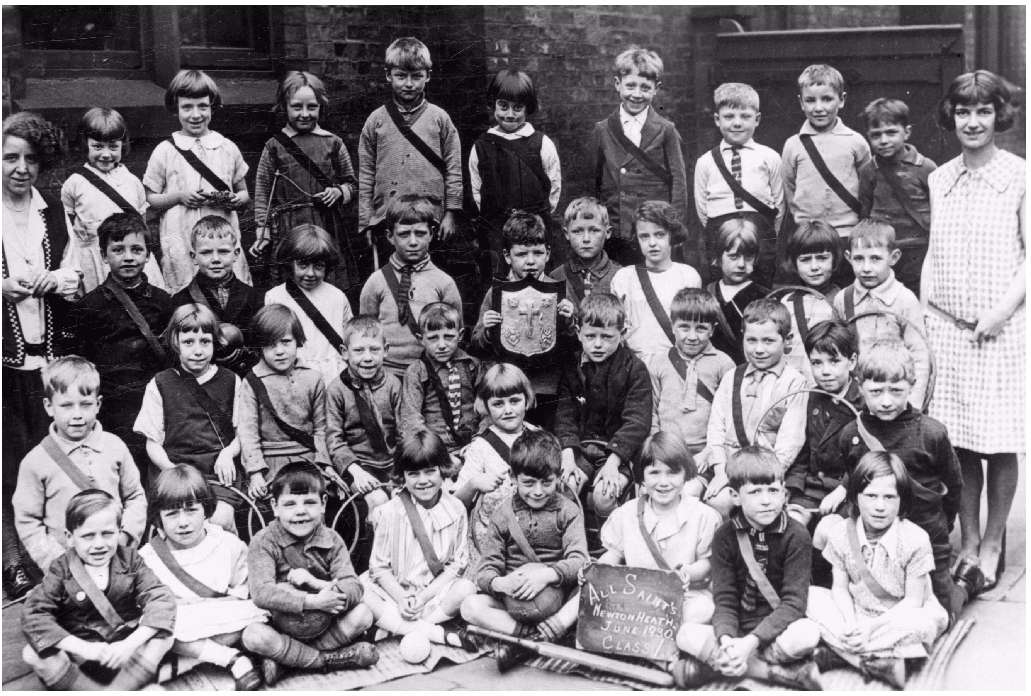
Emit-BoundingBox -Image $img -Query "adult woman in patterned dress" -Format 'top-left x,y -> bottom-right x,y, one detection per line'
1,112 -> 81,597
922,71 -> 1025,592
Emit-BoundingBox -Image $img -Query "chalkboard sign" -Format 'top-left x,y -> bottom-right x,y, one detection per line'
576,564 -> 684,663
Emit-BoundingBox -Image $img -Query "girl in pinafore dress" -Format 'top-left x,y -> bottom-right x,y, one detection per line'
144,69 -> 252,294
453,364 -> 539,571
139,466 -> 267,691
252,71 -> 358,294
61,107 -> 164,293
924,70 -> 1025,592
361,431 -> 474,646
806,452 -> 948,690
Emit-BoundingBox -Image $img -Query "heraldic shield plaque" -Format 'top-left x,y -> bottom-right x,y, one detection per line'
491,276 -> 565,368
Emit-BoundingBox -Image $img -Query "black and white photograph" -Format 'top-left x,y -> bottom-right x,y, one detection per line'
1,4 -> 1024,691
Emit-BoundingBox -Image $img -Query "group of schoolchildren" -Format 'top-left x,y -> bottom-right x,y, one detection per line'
12,35 -> 982,693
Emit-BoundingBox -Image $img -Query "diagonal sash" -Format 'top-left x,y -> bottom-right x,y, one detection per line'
380,264 -> 422,337
419,354 -> 467,445
708,146 -> 777,221
799,134 -> 861,215
635,265 -> 675,345
284,279 -> 344,352
845,518 -> 901,609
791,291 -> 811,346
666,347 -> 715,403
339,372 -> 391,457
735,529 -> 781,608
170,140 -> 231,192
479,429 -> 512,464
149,533 -> 228,599
479,132 -> 552,197
384,101 -> 447,175
272,132 -> 336,191
244,372 -> 316,452
502,496 -> 542,564
606,113 -> 672,191
636,496 -> 672,571
876,164 -> 929,232
399,489 -> 445,577
41,436 -> 92,490
730,364 -> 751,449
76,167 -> 142,218
105,281 -> 169,364
67,551 -> 129,630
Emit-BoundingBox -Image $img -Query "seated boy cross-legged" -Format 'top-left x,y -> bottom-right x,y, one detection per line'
676,447 -> 822,690
703,299 -> 808,520
242,463 -> 378,686
555,292 -> 653,528
458,430 -> 589,670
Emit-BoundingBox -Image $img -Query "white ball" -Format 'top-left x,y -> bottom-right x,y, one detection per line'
399,632 -> 432,664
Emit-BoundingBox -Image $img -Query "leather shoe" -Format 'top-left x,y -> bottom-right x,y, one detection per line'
953,557 -> 986,599
227,654 -> 262,691
767,659 -> 823,691
812,645 -> 850,673
495,641 -> 534,673
320,642 -> 379,672
3,565 -> 34,599
261,658 -> 285,687
860,656 -> 906,690
670,655 -> 718,688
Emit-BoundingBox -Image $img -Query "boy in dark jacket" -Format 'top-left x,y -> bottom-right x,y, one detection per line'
676,447 -> 822,690
555,292 -> 652,522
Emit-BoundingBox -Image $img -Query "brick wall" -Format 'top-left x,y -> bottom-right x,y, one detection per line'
783,6 -> 901,30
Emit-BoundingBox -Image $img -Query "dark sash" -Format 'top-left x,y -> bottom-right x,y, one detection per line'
41,436 -> 92,490
480,429 -> 512,464
876,164 -> 929,232
706,281 -> 738,350
380,264 -> 422,337
67,551 -> 129,630
735,529 -> 782,608
76,167 -> 142,217
419,354 -> 466,445
284,279 -> 344,352
479,132 -> 552,197
565,268 -> 588,304
179,370 -> 234,447
105,281 -> 169,363
170,140 -> 231,192
636,496 -> 671,571
399,489 -> 445,577
503,496 -> 542,564
730,364 -> 750,449
666,347 -> 715,404
791,291 -> 811,346
273,131 -> 336,191
149,534 -> 228,599
272,542 -> 333,639
843,286 -> 856,320
339,372 -> 391,457
845,518 -> 901,609
187,280 -> 211,309
605,113 -> 672,191
244,371 -> 316,452
384,101 -> 447,175
799,134 -> 861,215
634,265 -> 675,345
708,146 -> 777,221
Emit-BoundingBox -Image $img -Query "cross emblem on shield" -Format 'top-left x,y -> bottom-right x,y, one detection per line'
491,276 -> 565,365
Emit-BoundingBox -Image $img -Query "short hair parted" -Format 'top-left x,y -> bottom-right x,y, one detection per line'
66,489 -> 122,533
79,107 -> 131,155
393,430 -> 451,480
418,301 -> 462,333
846,450 -> 913,520
150,464 -> 217,518
804,319 -> 858,361
3,112 -> 65,170
562,196 -> 609,229
165,69 -> 222,112
671,287 -> 720,326
713,216 -> 760,260
42,355 -> 100,399
487,70 -> 539,115
578,291 -> 625,331
190,214 -> 238,249
275,223 -> 339,270
937,70 -> 1017,133
848,219 -> 896,252
856,341 -> 916,385
385,37 -> 432,72
251,303 -> 306,348
742,298 -> 792,339
270,461 -> 326,501
614,46 -> 663,82
783,220 -> 844,279
475,363 -> 536,417
98,212 -> 150,253
277,70 -> 330,116
342,314 -> 385,350
714,82 -> 760,112
797,64 -> 845,96
510,429 -> 562,479
633,200 -> 685,240
383,193 -> 440,235
165,303 -> 220,354
863,98 -> 911,130
636,431 -> 697,481
727,445 -> 783,490
503,209 -> 548,250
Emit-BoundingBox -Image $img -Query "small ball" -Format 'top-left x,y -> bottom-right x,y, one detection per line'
399,632 -> 432,664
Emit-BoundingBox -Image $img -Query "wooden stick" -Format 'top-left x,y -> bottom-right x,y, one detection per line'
466,625 -> 675,687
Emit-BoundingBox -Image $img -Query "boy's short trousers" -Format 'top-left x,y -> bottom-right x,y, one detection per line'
353,459 -> 394,485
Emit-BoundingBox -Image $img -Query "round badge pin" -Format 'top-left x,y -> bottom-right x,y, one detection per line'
852,437 -> 860,445
76,591 -> 87,602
